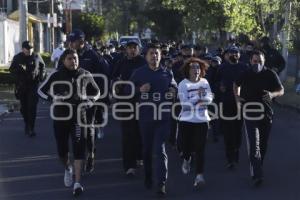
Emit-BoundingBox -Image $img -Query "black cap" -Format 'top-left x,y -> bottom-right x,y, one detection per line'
68,29 -> 85,42
181,44 -> 193,49
126,39 -> 140,47
22,41 -> 33,49
227,45 -> 240,53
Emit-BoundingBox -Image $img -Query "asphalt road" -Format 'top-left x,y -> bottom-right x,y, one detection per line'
0,101 -> 299,200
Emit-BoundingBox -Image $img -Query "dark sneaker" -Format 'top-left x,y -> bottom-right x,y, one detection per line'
73,182 -> 83,197
29,131 -> 36,137
226,162 -> 235,170
157,184 -> 166,196
24,125 -> 29,135
212,136 -> 219,143
253,177 -> 263,187
85,157 -> 95,173
144,178 -> 153,189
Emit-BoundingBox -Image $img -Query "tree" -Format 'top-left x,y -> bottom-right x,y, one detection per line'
72,13 -> 105,41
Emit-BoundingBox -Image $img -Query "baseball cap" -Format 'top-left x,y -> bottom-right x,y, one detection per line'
68,29 -> 85,42
22,41 -> 33,49
227,45 -> 240,53
126,39 -> 140,47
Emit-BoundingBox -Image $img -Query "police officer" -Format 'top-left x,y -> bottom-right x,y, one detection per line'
112,40 -> 146,176
234,50 -> 284,186
68,29 -> 110,173
9,40 -> 46,137
128,43 -> 177,196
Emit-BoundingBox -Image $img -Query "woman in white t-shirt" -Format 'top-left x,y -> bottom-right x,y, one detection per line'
178,58 -> 213,187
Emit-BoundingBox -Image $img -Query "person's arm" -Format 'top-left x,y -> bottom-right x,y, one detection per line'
167,71 -> 178,99
263,70 -> 284,101
38,71 -> 56,101
9,55 -> 24,75
233,82 -> 245,102
86,72 -> 101,102
51,50 -> 57,62
178,82 -> 200,105
36,53 -> 46,81
197,80 -> 213,105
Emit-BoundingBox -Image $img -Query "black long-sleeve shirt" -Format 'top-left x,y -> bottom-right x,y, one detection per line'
9,52 -> 46,89
38,67 -> 100,117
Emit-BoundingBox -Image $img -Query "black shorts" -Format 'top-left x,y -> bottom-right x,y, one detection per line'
53,119 -> 86,160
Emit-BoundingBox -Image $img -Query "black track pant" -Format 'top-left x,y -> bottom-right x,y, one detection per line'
19,89 -> 39,131
220,102 -> 243,163
53,119 -> 86,160
121,118 -> 142,171
179,121 -> 208,174
244,118 -> 272,179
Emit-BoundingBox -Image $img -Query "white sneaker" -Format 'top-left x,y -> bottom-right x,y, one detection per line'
182,158 -> 191,174
64,166 -> 73,187
194,174 -> 205,187
96,127 -> 105,139
126,168 -> 136,176
73,182 -> 84,196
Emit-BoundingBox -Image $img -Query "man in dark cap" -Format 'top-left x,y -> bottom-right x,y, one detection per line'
215,45 -> 247,169
112,39 -> 146,176
68,29 -> 110,173
9,40 -> 46,137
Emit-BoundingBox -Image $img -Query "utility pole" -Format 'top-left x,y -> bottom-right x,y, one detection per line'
280,1 -> 292,81
50,0 -> 55,52
19,0 -> 28,44
66,0 -> 73,34
36,0 -> 39,15
99,0 -> 103,15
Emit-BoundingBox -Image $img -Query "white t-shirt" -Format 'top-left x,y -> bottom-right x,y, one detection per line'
178,78 -> 213,123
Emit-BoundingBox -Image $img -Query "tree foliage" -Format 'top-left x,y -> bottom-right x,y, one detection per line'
72,13 -> 105,41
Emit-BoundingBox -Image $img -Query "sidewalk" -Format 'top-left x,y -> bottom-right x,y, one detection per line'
276,76 -> 300,112
0,86 -> 17,121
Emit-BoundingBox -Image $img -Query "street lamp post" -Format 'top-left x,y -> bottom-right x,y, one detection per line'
65,0 -> 74,34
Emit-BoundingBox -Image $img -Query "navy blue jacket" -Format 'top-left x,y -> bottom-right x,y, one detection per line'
128,65 -> 177,121
77,46 -> 110,104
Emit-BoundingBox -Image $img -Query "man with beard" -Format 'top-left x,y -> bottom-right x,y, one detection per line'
215,45 -> 247,169
112,40 -> 146,176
